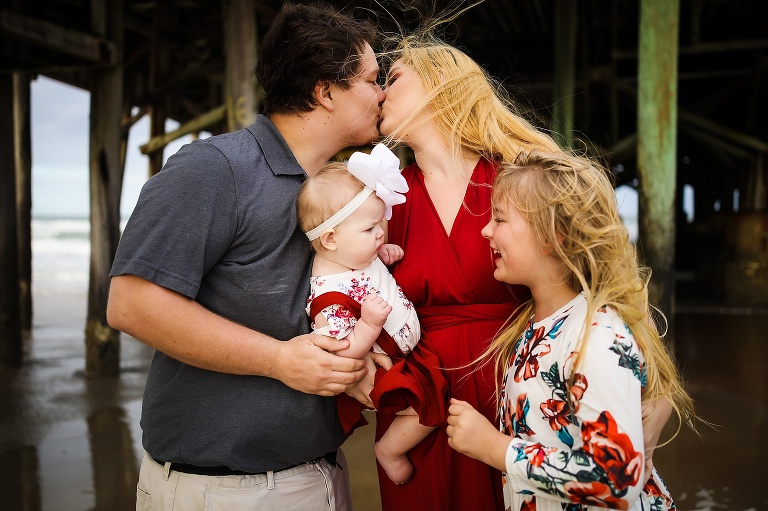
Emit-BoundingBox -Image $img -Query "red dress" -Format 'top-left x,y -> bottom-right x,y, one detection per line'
378,159 -> 529,511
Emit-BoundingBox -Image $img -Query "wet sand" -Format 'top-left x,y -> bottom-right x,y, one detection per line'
0,288 -> 765,510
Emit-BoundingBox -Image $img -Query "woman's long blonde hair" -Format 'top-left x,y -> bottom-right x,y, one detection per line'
381,29 -> 559,170
488,150 -> 695,435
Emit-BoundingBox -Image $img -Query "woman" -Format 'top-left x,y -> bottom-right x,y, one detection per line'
376,32 -> 559,510
376,32 -> 673,511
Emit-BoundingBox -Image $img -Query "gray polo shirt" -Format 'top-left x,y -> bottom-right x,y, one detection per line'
110,114 -> 345,472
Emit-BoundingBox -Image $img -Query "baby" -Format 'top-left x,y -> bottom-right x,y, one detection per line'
297,144 -> 448,484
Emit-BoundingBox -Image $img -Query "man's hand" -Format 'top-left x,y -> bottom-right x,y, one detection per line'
361,294 -> 391,328
447,398 -> 510,471
377,243 -> 404,265
642,397 -> 674,483
272,333 -> 368,396
345,352 -> 393,408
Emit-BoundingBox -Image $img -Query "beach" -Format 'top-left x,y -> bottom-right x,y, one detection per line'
0,217 -> 765,510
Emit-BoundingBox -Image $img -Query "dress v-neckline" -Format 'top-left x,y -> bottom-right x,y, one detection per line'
417,164 -> 477,240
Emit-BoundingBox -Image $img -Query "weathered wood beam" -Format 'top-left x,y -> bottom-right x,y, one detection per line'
0,74 -> 22,366
680,124 -> 752,161
531,0 -> 550,35
223,0 -> 258,131
637,0 -> 680,320
485,1 -> 513,37
122,105 -> 147,133
14,72 -> 32,330
86,0 -> 123,376
148,0 -> 173,176
678,111 -> 768,154
614,38 -> 768,59
0,10 -> 117,66
552,0 -> 577,150
610,2 -> 620,142
140,104 -> 227,155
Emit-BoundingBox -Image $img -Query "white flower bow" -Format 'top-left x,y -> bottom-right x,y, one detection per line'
347,144 -> 408,220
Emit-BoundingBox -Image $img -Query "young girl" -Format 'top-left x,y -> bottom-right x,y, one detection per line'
446,150 -> 695,510
297,145 -> 449,485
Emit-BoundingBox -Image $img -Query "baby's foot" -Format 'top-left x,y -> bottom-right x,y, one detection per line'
374,441 -> 413,485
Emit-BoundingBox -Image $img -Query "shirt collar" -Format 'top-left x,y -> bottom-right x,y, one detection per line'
247,114 -> 307,177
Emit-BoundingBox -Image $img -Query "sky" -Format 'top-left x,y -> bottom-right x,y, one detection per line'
30,75 -> 192,220
30,75 -> 642,226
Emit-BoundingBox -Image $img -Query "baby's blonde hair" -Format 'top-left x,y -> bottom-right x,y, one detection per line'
297,162 -> 365,252
487,150 -> 695,436
381,30 -> 560,172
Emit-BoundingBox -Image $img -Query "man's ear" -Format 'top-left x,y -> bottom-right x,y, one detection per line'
319,229 -> 337,251
314,80 -> 334,111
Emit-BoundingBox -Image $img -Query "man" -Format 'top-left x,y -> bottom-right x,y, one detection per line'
107,3 -> 385,509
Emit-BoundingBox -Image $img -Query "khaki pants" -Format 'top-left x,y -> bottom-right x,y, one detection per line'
136,450 -> 353,511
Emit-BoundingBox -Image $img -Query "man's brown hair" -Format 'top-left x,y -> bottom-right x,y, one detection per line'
255,3 -> 377,115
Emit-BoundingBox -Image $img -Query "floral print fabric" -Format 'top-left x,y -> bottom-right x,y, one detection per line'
306,258 -> 420,355
500,293 -> 675,511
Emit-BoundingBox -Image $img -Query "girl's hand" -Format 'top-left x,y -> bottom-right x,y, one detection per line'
447,398 -> 511,471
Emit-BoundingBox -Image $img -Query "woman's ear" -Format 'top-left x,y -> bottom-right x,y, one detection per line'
314,80 -> 334,111
319,229 -> 337,251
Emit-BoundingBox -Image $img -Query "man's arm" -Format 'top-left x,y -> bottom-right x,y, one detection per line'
107,274 -> 367,395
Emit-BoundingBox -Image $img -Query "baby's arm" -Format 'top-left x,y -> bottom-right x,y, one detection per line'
314,294 -> 392,359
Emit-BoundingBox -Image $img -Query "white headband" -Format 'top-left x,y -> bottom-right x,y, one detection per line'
305,187 -> 374,241
304,144 -> 408,242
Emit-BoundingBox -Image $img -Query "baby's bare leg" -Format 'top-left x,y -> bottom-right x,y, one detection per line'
374,414 -> 434,485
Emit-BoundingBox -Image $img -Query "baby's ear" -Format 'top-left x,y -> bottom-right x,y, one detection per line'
319,229 -> 337,251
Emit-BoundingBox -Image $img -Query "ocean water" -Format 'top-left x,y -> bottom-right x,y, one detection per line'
32,217 -> 91,295
30,211 -> 639,287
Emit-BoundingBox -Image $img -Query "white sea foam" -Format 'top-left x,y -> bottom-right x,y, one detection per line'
32,217 -> 91,294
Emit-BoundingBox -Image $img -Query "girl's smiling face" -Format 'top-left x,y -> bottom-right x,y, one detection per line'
481,199 -> 547,287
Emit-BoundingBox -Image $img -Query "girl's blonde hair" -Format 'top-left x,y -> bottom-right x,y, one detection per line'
488,150 -> 695,435
297,162 -> 364,252
381,30 -> 560,171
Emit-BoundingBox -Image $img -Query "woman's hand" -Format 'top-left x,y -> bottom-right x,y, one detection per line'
447,398 -> 511,471
344,352 -> 393,408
